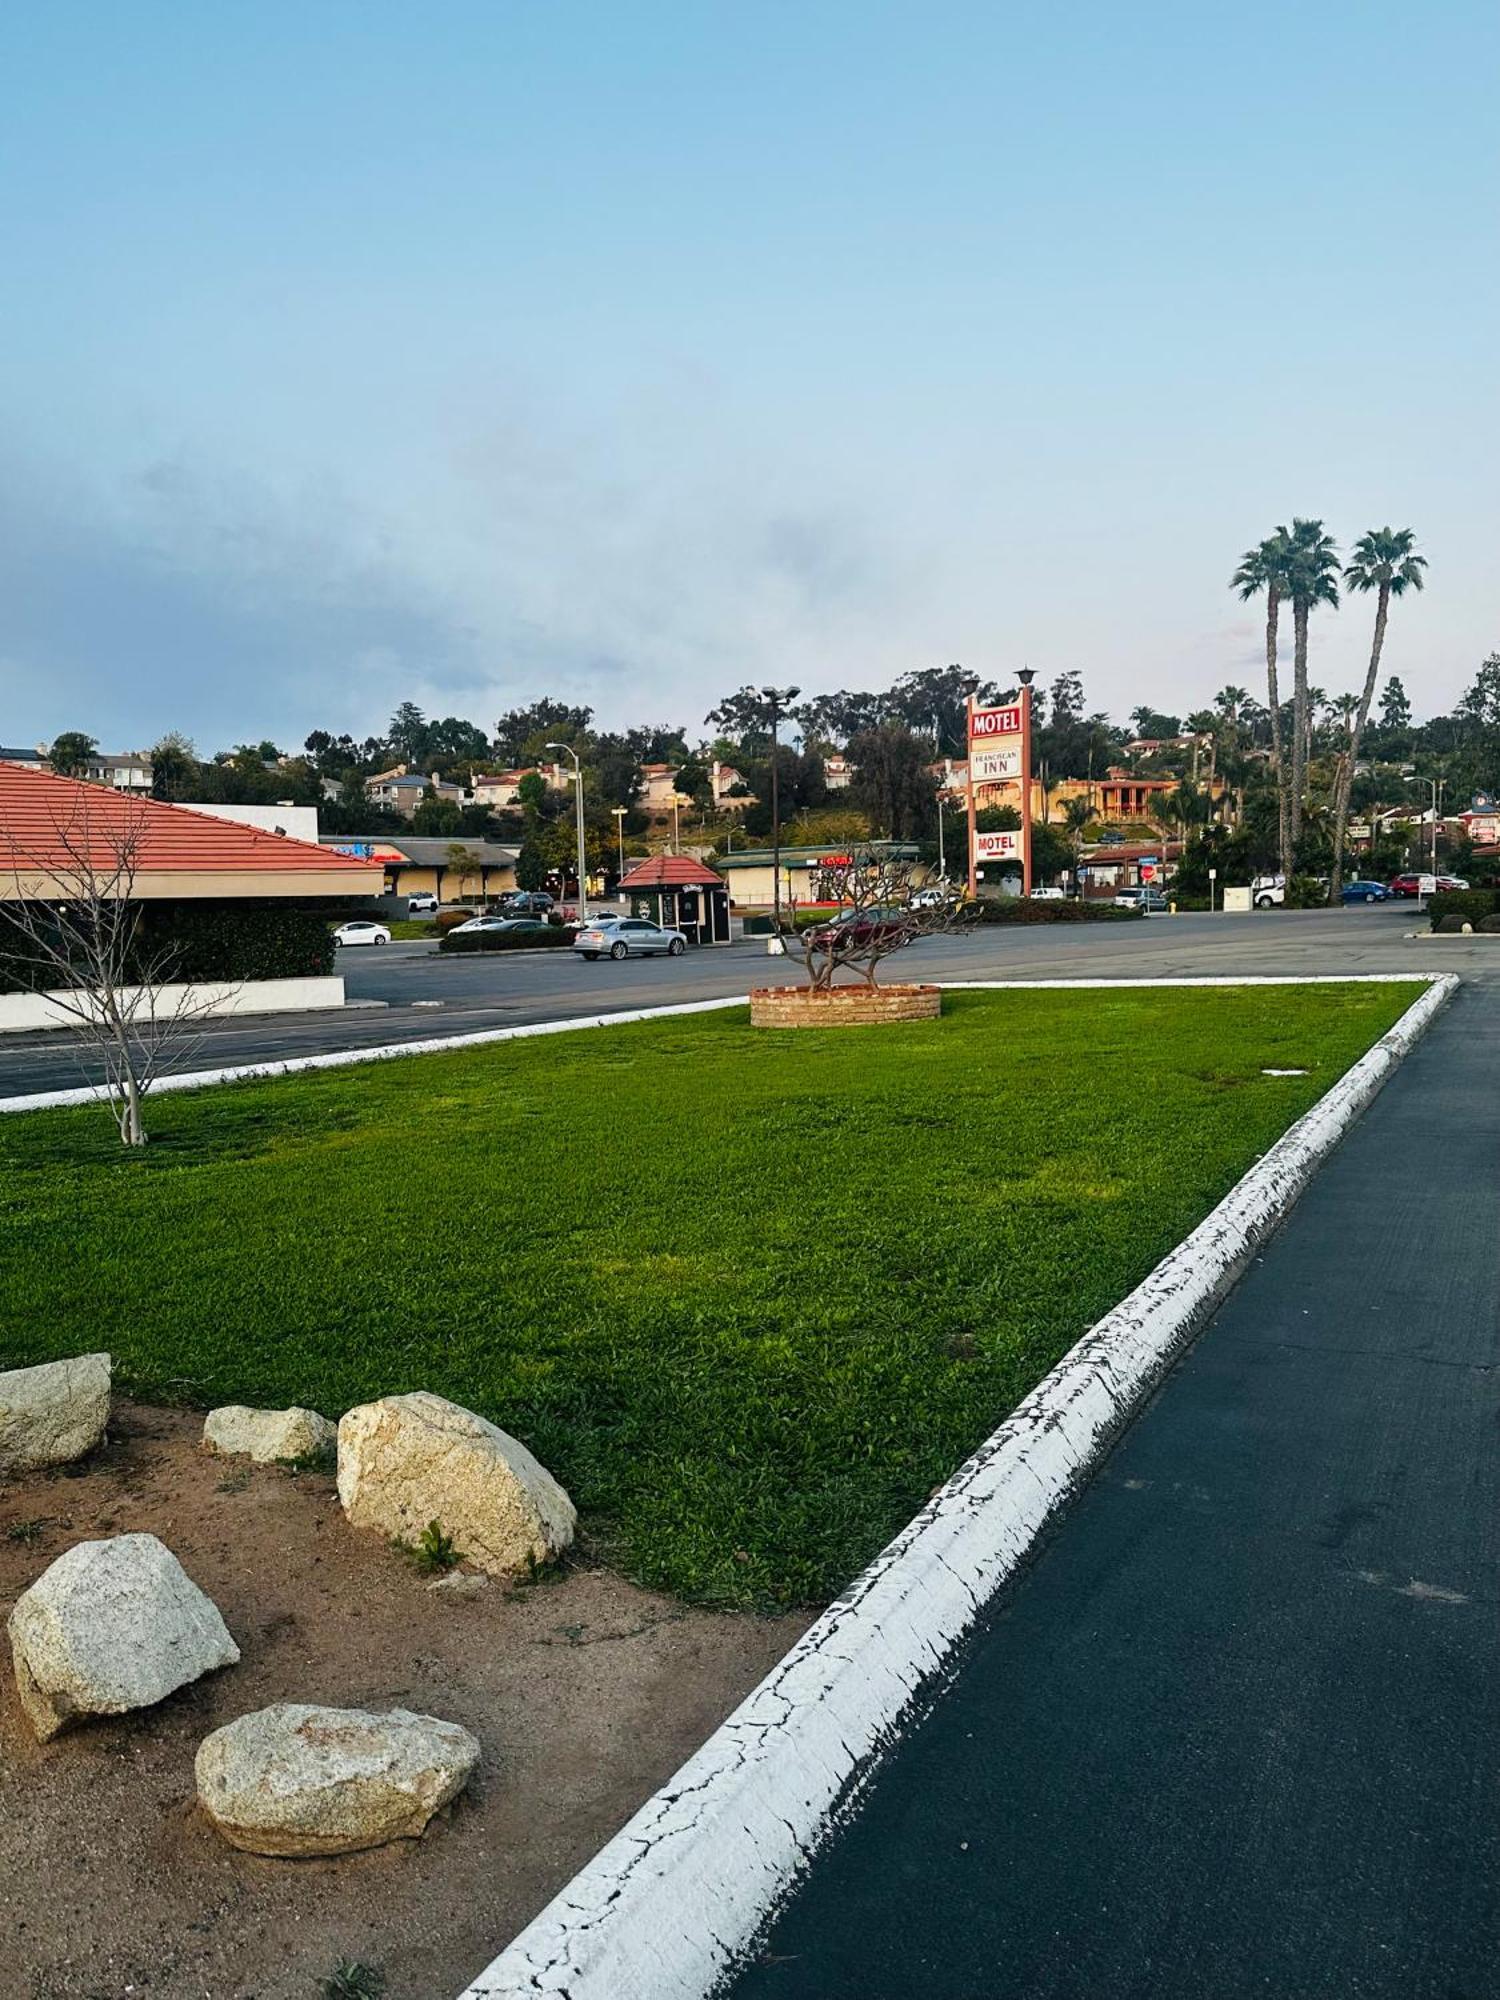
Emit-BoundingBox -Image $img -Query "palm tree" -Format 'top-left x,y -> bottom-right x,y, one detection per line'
1231,531 -> 1294,873
1330,528 -> 1427,898
1281,519 -> 1340,857
1215,685 -> 1250,727
1062,794 -> 1094,888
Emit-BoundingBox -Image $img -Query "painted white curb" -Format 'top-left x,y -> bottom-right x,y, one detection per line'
0,972 -> 1443,1115
456,973 -> 1457,2000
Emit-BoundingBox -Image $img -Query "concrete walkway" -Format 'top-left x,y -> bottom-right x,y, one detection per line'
730,987 -> 1500,1999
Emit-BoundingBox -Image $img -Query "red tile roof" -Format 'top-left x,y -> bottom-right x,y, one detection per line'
619,854 -> 724,889
0,762 -> 377,877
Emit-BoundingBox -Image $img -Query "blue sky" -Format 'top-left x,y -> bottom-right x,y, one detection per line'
1,1 -> 1495,752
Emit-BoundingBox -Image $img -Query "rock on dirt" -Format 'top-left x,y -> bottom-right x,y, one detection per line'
8,1532 -> 240,1741
195,1701 -> 481,1856
337,1392 -> 576,1578
202,1404 -> 336,1464
0,1353 -> 111,1478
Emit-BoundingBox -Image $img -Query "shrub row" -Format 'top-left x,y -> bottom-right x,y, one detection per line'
965,898 -> 1143,925
0,900 -> 336,993
439,926 -> 577,953
1428,888 -> 1500,928
1429,888 -> 1500,932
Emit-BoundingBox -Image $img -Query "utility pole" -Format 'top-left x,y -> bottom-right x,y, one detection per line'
547,743 -> 587,927
760,684 -> 800,932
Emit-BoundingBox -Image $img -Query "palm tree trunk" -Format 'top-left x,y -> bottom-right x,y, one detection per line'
1329,581 -> 1390,900
1290,597 -> 1309,858
1264,588 -> 1292,874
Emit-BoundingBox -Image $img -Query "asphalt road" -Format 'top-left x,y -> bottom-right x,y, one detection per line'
0,904 -> 1483,1101
730,986 -> 1500,2000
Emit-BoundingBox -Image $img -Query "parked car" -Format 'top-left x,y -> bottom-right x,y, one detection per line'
1252,874 -> 1286,909
406,892 -> 439,913
1028,886 -> 1065,901
1112,887 -> 1168,914
447,914 -> 553,936
910,885 -> 955,910
1341,879 -> 1390,903
1389,872 -> 1468,896
573,916 -> 686,960
805,904 -> 913,950
499,890 -> 555,916
333,919 -> 392,946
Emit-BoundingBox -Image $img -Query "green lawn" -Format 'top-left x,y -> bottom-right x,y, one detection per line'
0,984 -> 1420,1608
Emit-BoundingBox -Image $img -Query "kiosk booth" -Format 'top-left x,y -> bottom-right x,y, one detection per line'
619,854 -> 731,945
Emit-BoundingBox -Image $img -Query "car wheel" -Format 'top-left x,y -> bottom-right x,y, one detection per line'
668,938 -> 685,956
610,941 -> 628,960
1254,896 -> 1270,909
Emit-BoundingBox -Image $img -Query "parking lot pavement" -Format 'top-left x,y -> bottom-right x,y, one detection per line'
0,905 -> 1486,1101
728,986 -> 1500,2000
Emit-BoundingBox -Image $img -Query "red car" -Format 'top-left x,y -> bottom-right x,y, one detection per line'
1389,873 -> 1468,897
805,904 -> 914,950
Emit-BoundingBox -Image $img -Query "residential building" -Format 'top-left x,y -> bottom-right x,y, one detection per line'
83,751 -> 153,792
362,766 -> 467,814
823,754 -> 853,790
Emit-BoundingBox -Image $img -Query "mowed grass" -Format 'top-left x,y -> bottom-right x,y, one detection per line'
0,984 -> 1421,1608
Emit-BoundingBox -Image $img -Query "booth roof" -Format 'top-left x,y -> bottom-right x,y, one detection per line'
619,854 -> 724,889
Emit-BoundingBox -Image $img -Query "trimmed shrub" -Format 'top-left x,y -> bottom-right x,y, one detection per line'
0,899 -> 337,992
1434,914 -> 1471,934
1428,889 -> 1500,931
439,927 -> 577,954
965,899 -> 1143,925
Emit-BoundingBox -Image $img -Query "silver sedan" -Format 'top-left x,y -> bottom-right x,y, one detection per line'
573,917 -> 687,961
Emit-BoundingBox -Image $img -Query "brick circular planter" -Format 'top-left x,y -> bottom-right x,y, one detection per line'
749,984 -> 943,1028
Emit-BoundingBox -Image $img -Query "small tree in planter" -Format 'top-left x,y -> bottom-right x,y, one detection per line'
753,850 -> 967,1025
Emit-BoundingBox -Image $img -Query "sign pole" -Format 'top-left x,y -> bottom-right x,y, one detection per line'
1019,673 -> 1035,899
965,695 -> 978,901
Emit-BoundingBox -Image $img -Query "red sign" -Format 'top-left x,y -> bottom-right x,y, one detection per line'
817,853 -> 853,866
1139,859 -> 1159,882
969,704 -> 1023,739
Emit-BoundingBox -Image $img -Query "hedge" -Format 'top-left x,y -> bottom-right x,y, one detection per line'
439,927 -> 577,954
965,898 -> 1143,925
0,899 -> 336,993
1428,889 -> 1500,931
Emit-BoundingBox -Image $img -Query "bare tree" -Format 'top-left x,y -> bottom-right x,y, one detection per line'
0,798 -> 225,1145
774,849 -> 967,992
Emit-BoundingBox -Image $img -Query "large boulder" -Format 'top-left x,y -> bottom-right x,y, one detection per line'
8,1533 -> 239,1741
0,1353 -> 111,1478
195,1702 -> 480,1856
336,1392 -> 576,1578
202,1405 -> 336,1465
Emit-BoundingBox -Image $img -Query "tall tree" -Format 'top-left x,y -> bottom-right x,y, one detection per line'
387,702 -> 430,768
846,722 -> 939,838
1328,529 -> 1426,898
1231,529 -> 1294,872
1379,676 -> 1412,732
1281,519 -> 1340,854
48,732 -> 98,777
149,733 -> 198,800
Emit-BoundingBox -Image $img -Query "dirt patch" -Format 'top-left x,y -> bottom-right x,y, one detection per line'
0,1402 -> 807,2000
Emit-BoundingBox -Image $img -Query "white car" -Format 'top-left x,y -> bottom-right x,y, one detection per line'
407,892 -> 439,913
333,919 -> 392,947
1028,886 -> 1065,901
573,917 -> 687,961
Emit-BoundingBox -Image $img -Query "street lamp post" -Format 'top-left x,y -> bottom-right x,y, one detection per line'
760,684 -> 800,933
611,805 -> 627,897
547,743 -> 587,928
